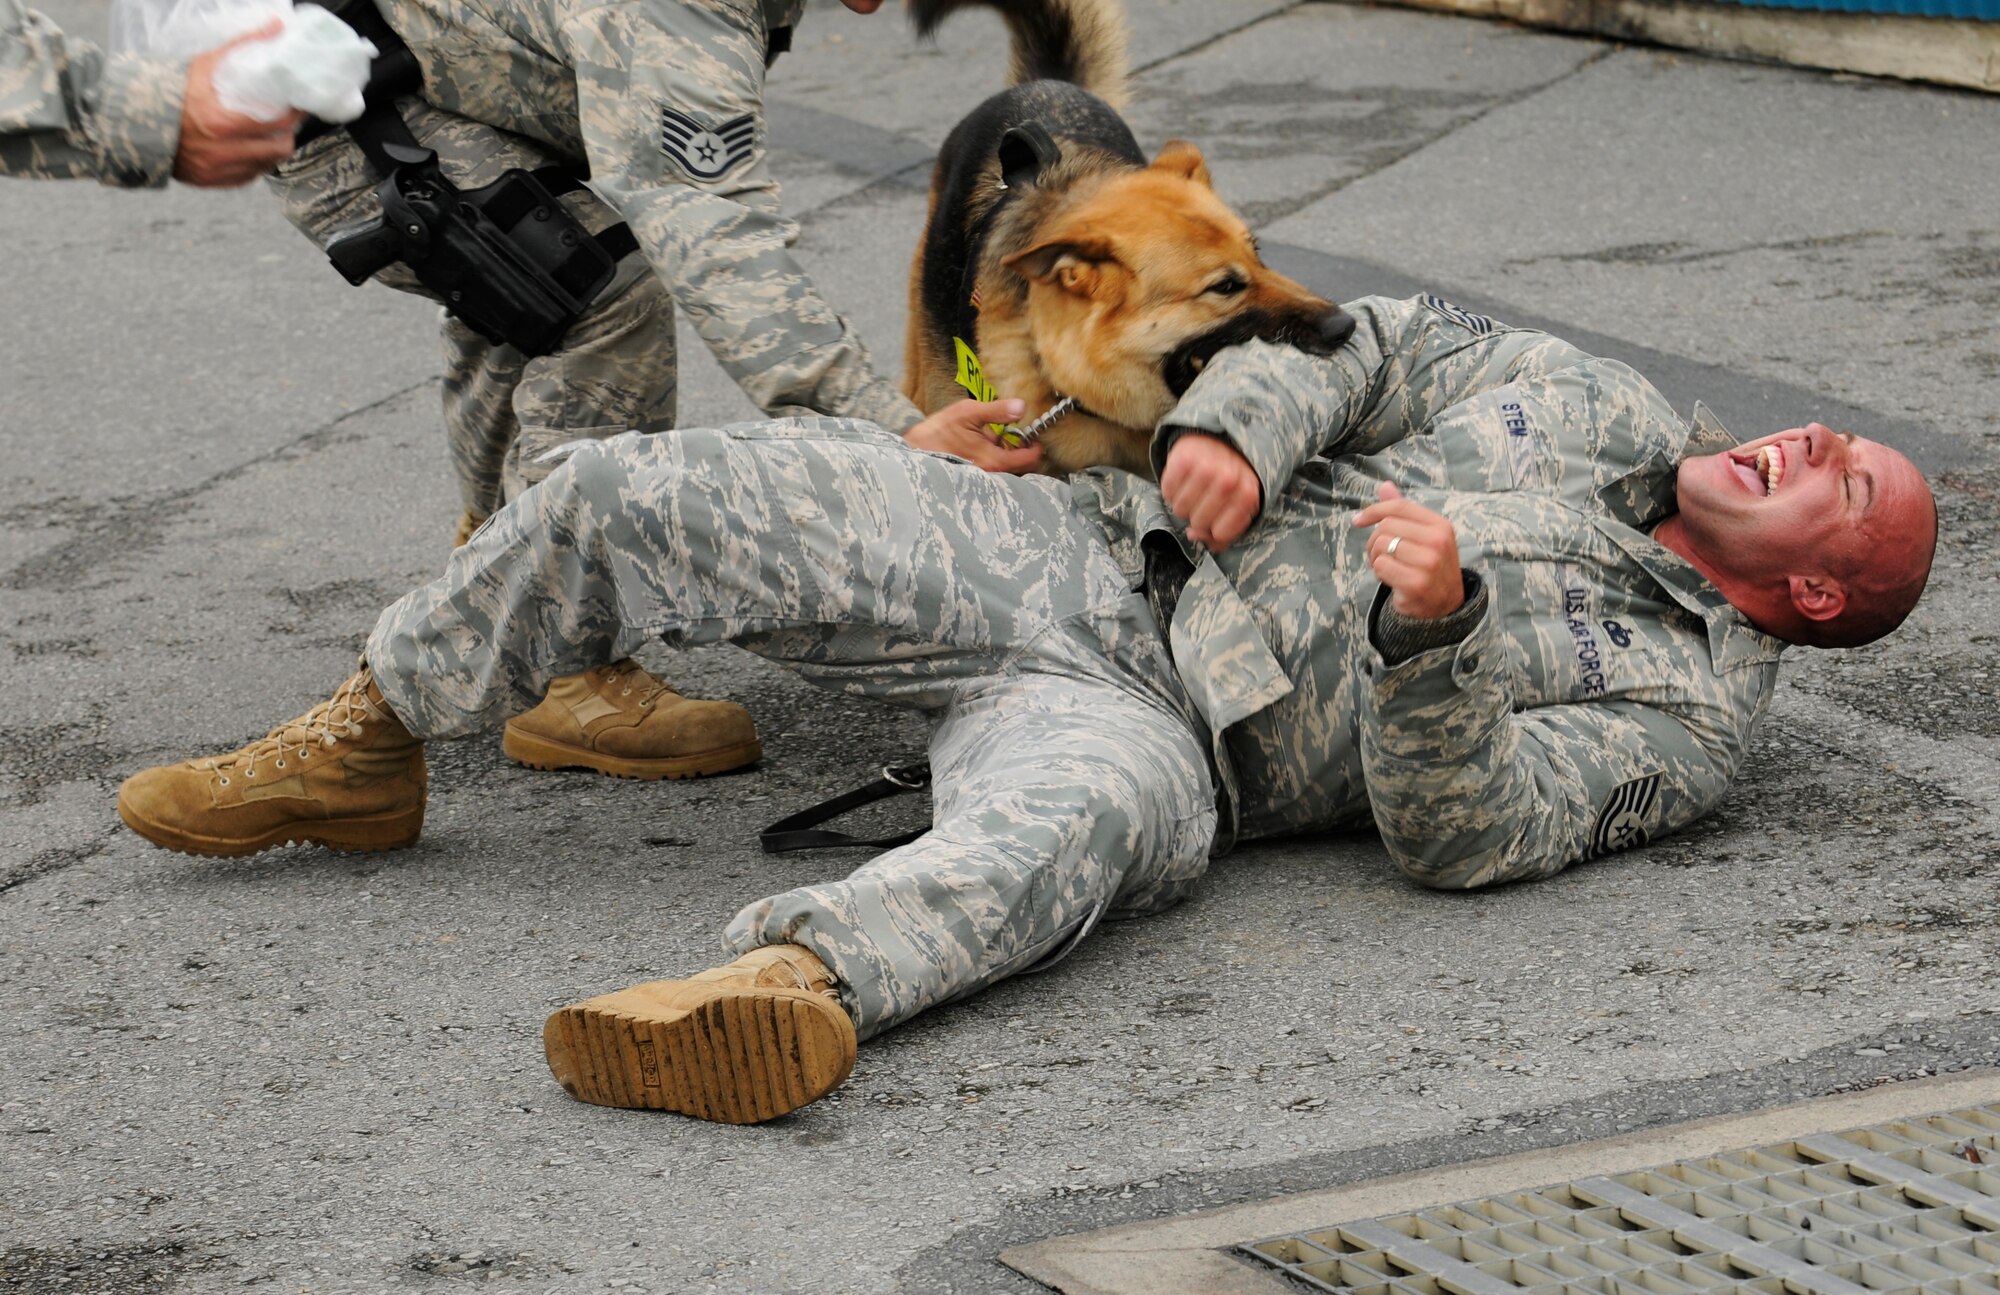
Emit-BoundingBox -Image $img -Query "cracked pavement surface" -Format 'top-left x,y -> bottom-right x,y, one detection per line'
3,2 -> 1996,1292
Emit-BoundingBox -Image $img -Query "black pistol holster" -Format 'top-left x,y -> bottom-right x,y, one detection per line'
305,0 -> 636,357
325,147 -> 633,358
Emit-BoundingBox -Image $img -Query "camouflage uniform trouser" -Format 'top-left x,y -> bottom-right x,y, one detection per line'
364,419 -> 1219,1038
269,101 -> 679,517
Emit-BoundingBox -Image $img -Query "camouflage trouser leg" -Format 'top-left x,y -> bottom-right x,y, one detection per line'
363,419 -> 1216,1037
268,100 -> 679,518
726,675 -> 1217,1039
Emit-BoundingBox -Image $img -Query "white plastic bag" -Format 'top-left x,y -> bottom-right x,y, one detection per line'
111,0 -> 284,56
212,5 -> 377,121
109,0 -> 377,123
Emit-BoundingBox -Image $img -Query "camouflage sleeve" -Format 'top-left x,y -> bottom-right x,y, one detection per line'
0,0 -> 184,185
1157,295 -> 1589,504
1358,597 -> 1741,890
566,0 -> 921,431
1370,572 -> 1486,667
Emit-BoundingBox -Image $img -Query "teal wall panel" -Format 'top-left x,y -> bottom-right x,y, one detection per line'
1709,0 -> 1997,18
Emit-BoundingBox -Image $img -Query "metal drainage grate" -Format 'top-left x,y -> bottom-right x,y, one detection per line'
1241,1103 -> 2000,1295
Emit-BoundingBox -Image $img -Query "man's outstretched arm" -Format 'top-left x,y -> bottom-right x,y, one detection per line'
1157,294 -> 1591,513
1,4 -> 298,186
1,0 -> 185,184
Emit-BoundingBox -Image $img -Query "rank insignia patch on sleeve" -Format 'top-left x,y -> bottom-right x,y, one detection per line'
1422,295 -> 1497,336
660,106 -> 756,181
1590,772 -> 1662,858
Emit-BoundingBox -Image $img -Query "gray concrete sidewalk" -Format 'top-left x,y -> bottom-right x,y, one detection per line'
3,2 -> 1996,1292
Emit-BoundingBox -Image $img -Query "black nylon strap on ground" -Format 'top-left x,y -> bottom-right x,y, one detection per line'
760,763 -> 931,854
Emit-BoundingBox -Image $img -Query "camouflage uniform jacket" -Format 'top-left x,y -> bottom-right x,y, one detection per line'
1073,293 -> 1786,888
380,0 -> 919,429
0,0 -> 185,184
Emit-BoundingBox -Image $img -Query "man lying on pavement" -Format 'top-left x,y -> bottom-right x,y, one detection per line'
117,293 -> 1937,1124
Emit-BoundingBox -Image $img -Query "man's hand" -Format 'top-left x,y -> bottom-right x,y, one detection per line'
1353,482 -> 1466,619
1160,432 -> 1261,552
173,22 -> 305,188
903,398 -> 1045,474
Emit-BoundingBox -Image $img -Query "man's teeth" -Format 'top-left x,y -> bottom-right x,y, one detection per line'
1755,445 -> 1785,496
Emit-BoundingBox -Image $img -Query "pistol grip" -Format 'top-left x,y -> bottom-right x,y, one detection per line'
325,221 -> 405,287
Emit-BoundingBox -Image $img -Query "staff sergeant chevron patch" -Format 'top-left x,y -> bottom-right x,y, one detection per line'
660,107 -> 757,182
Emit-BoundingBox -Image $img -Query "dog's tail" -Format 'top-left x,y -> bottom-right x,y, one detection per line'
906,0 -> 1131,108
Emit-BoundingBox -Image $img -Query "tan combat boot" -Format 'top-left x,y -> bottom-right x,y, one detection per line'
543,945 -> 856,1123
117,669 -> 426,857
448,516 -> 763,782
501,660 -> 762,780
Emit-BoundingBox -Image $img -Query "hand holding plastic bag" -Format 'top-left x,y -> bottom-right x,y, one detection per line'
213,5 -> 375,121
111,0 -> 376,123
174,22 -> 305,183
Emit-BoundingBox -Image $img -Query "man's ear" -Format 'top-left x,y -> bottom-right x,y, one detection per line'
1788,574 -> 1847,622
1150,139 -> 1211,189
1002,235 -> 1118,299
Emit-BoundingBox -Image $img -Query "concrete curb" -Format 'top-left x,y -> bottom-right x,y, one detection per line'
1343,0 -> 2000,92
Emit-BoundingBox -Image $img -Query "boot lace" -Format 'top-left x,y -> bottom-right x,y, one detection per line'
201,673 -> 375,786
758,949 -> 839,1000
601,662 -> 674,709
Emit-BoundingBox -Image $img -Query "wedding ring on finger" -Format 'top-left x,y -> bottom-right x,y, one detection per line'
1385,536 -> 1403,559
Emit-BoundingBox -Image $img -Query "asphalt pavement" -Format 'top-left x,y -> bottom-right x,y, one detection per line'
3,1 -> 1997,1292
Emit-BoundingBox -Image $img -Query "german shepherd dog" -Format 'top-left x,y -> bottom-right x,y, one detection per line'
904,0 -> 1355,477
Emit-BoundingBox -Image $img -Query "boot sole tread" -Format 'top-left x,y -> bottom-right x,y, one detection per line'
116,800 -> 423,858
501,729 -> 762,781
543,981 -> 854,1124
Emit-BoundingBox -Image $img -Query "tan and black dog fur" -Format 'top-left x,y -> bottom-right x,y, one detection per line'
905,0 -> 1354,476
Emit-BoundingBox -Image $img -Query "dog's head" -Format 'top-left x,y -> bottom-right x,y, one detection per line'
1000,141 -> 1353,431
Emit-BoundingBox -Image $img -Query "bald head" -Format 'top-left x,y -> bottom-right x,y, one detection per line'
1657,424 -> 1937,648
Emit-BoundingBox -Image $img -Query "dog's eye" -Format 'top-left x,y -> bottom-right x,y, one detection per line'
1207,275 -> 1247,297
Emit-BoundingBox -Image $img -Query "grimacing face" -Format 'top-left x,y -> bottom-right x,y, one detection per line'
1673,423 -> 1931,617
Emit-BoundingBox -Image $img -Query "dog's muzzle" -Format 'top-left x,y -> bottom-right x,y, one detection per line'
1161,304 -> 1357,397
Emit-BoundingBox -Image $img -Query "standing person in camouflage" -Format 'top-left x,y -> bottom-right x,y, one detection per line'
269,0 -> 1049,782
117,293 -> 1938,1124
2,0 -> 300,186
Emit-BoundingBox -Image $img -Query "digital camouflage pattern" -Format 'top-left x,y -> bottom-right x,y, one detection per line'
273,102 -> 683,512
1,0 -> 185,185
366,419 -> 1215,1037
272,0 -> 920,515
1136,292 -> 1786,885
360,294 -> 1785,1033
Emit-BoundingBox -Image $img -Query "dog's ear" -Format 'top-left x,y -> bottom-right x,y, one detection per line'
1150,139 -> 1212,189
997,123 -> 1061,190
1002,236 -> 1118,299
